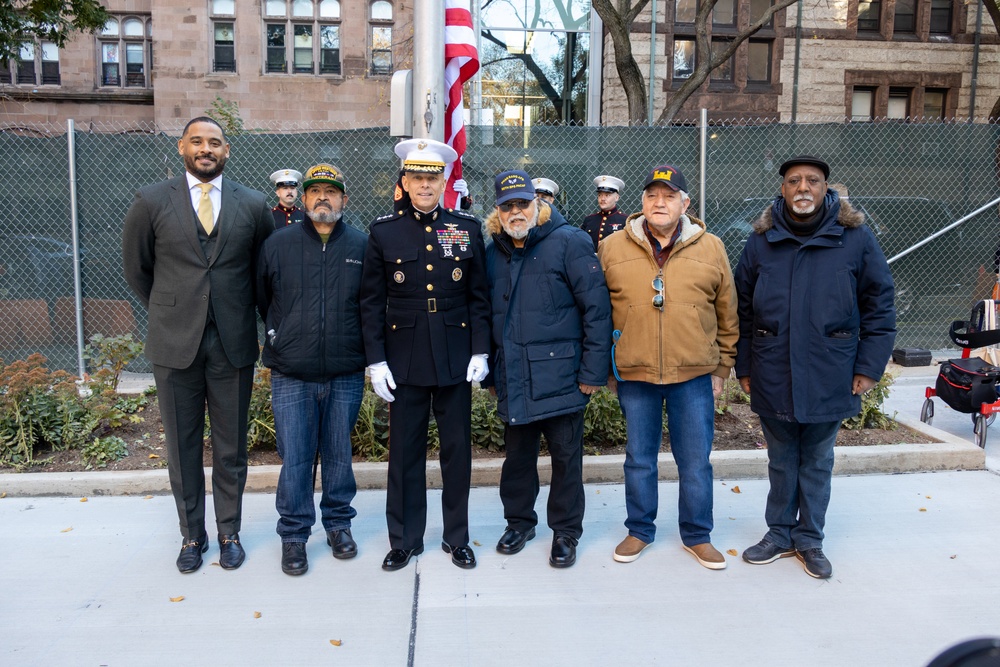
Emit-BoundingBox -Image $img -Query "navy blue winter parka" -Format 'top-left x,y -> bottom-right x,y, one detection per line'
484,203 -> 612,425
733,192 -> 896,423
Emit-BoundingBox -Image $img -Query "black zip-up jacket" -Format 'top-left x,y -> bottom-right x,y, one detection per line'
256,216 -> 367,381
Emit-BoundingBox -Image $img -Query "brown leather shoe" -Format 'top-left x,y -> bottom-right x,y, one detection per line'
683,542 -> 727,570
613,535 -> 649,563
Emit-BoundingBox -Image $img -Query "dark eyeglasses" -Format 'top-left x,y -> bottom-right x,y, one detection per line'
498,199 -> 533,213
652,275 -> 664,310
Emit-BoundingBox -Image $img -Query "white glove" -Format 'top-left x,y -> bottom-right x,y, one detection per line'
368,361 -> 396,402
453,179 -> 469,197
466,354 -> 489,383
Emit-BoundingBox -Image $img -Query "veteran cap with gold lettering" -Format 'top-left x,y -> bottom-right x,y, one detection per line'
394,138 -> 458,174
641,164 -> 688,193
302,163 -> 346,192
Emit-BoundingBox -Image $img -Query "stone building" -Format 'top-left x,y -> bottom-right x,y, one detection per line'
0,0 -> 412,130
600,0 -> 1000,124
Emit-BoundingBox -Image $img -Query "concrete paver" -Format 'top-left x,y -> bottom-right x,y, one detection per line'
3,471 -> 1000,666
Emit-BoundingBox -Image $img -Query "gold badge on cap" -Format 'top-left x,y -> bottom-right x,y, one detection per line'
417,141 -> 427,150
394,271 -> 405,284
452,268 -> 463,281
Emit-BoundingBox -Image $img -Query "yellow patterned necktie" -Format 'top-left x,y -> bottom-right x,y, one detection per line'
197,183 -> 214,234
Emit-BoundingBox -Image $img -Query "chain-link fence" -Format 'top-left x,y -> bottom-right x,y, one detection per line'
1,117 -> 997,373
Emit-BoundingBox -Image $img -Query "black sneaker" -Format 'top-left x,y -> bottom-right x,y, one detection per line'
742,538 -> 795,565
796,548 -> 833,579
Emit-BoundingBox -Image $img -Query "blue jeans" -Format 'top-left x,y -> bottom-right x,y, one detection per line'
618,376 -> 715,546
272,370 -> 364,543
759,417 -> 839,551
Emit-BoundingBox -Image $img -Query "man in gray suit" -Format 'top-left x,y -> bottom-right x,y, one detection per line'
122,117 -> 273,573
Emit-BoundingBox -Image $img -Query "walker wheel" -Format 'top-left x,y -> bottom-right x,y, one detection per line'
919,398 -> 934,425
975,415 -> 989,449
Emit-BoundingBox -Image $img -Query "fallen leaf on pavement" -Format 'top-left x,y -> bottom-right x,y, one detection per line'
472,541 -> 481,547
727,549 -> 738,556
919,508 -> 927,512
330,640 -> 342,647
253,611 -> 262,619
731,486 -> 741,494
1,492 -> 6,498
950,555 -> 957,559
149,454 -> 160,459
80,497 -> 88,502
144,495 -> 153,500
170,596 -> 185,602
61,526 -> 73,533
925,495 -> 932,499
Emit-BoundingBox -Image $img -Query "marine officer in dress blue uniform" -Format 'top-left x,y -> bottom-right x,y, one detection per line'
581,175 -> 626,251
270,168 -> 305,229
360,138 -> 491,572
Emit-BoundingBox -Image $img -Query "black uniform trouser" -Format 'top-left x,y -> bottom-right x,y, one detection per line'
387,382 -> 472,550
153,321 -> 253,540
500,410 -> 586,540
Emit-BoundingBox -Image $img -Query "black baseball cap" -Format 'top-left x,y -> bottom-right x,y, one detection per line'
778,155 -> 830,179
642,164 -> 688,193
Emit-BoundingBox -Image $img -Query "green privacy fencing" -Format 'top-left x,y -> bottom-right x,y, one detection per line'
0,118 -> 997,373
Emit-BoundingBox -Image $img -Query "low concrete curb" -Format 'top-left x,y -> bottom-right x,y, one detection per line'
0,411 -> 983,497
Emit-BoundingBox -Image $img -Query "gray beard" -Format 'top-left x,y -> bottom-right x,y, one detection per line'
503,207 -> 539,240
309,207 -> 343,224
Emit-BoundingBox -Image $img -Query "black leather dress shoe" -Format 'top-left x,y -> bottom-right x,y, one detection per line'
326,529 -> 358,560
218,533 -> 245,570
382,546 -> 424,571
176,536 -> 209,574
442,542 -> 477,569
281,542 -> 308,576
496,527 -> 536,555
549,534 -> 578,568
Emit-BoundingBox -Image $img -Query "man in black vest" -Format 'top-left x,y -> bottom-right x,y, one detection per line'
122,117 -> 273,573
360,138 -> 491,572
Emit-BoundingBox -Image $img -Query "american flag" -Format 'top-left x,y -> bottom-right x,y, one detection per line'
442,0 -> 479,209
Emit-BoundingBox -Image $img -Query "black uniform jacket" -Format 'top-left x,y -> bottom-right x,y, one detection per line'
582,206 -> 627,250
360,204 -> 491,387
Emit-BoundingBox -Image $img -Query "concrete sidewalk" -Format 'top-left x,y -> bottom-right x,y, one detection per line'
2,471 -> 999,666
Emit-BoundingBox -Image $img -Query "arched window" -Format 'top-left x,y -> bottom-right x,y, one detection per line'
100,15 -> 152,87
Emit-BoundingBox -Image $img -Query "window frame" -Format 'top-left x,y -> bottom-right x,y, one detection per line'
3,39 -> 60,87
263,1 -> 342,76
369,1 -> 394,77
210,1 -> 237,74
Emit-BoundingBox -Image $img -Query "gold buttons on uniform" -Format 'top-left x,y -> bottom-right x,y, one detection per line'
392,324 -> 397,330
427,284 -> 434,291
425,226 -> 432,232
426,264 -> 433,271
461,323 -> 467,328
396,259 -> 402,264
426,244 -> 433,251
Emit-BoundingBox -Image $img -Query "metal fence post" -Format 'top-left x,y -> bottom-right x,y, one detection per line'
67,119 -> 86,380
699,108 -> 707,221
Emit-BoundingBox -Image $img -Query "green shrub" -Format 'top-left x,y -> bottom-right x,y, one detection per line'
715,376 -> 749,415
81,435 -> 129,469
247,365 -> 276,450
351,379 -> 390,461
84,334 -> 144,393
471,388 -> 505,452
842,372 -> 897,430
0,354 -> 83,466
583,387 -> 627,449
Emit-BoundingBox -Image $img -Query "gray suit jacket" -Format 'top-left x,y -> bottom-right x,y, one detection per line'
122,175 -> 273,369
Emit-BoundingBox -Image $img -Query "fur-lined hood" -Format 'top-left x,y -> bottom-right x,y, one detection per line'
752,193 -> 865,234
484,199 -> 553,238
